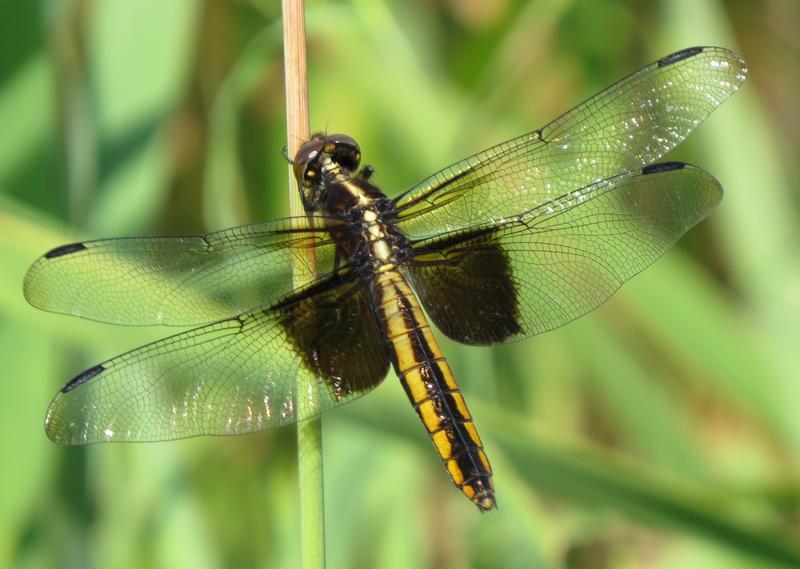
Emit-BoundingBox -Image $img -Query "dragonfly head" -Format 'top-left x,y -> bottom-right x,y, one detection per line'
293,133 -> 362,211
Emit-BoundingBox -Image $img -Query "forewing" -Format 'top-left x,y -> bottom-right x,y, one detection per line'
395,47 -> 745,239
408,163 -> 721,345
45,276 -> 390,444
24,216 -> 344,326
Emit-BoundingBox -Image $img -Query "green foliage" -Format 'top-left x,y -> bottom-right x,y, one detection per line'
1,1 -> 798,567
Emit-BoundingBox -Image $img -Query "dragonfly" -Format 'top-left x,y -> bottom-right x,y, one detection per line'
24,46 -> 746,511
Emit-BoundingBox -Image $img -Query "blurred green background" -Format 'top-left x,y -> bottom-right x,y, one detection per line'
1,0 -> 798,568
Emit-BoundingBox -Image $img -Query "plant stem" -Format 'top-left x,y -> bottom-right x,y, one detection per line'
282,1 -> 324,567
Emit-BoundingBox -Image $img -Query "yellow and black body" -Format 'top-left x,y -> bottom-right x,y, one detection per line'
295,133 -> 496,509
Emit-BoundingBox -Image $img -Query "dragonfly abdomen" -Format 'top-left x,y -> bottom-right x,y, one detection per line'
371,270 -> 495,511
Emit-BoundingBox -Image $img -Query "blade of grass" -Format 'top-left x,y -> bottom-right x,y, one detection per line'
203,25 -> 283,231
345,395 -> 800,567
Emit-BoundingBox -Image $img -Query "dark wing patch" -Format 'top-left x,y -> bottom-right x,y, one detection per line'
278,277 -> 390,401
410,237 -> 522,345
407,164 -> 722,345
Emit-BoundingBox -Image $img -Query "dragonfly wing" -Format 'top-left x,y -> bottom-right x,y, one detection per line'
45,274 -> 390,444
24,216 -> 343,326
395,47 -> 745,240
407,163 -> 721,345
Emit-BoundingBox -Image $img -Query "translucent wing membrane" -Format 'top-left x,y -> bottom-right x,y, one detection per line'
45,277 -> 390,444
408,163 -> 722,344
24,216 -> 342,326
33,46 -> 745,448
395,47 -> 746,239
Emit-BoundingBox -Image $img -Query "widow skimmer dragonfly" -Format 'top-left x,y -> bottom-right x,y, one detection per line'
24,46 -> 746,511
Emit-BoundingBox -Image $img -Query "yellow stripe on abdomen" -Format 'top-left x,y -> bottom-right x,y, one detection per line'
371,270 -> 495,512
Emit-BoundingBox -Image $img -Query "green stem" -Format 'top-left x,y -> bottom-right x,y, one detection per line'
297,411 -> 325,568
281,0 -> 325,566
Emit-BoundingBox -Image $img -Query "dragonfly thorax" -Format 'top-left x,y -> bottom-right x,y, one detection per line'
334,194 -> 410,271
324,178 -> 387,214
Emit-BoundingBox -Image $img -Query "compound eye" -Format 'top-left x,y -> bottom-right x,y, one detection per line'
293,140 -> 323,186
334,146 -> 360,172
325,134 -> 361,172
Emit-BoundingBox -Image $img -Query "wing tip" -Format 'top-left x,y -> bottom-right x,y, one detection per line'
23,243 -> 88,307
642,161 -> 724,206
657,46 -> 748,84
